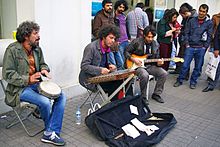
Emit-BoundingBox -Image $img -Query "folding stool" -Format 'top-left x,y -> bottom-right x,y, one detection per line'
0,67 -> 44,137
133,74 -> 155,100
80,89 -> 105,115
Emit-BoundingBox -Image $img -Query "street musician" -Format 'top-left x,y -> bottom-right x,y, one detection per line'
125,26 -> 168,103
79,24 -> 132,100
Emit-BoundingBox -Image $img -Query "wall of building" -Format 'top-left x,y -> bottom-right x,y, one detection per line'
1,0 -> 220,114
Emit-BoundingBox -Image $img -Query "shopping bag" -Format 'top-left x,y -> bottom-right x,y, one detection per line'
205,53 -> 220,80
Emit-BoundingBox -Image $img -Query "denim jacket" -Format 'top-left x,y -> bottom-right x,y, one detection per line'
184,16 -> 213,49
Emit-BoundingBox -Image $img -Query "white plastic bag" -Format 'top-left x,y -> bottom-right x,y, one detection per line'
205,53 -> 220,80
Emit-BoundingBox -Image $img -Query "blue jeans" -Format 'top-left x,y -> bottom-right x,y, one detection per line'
119,41 -> 129,62
20,83 -> 66,135
109,51 -> 124,70
177,47 -> 206,85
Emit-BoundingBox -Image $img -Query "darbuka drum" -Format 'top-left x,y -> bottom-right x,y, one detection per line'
38,81 -> 61,99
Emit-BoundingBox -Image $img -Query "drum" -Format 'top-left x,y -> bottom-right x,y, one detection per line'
38,81 -> 61,99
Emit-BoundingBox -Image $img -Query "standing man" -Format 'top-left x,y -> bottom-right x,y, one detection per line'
114,0 -> 129,63
79,25 -> 132,100
174,4 -> 213,89
2,21 -> 66,146
170,3 -> 197,79
92,0 -> 124,70
202,24 -> 220,92
125,26 -> 168,103
126,2 -> 149,40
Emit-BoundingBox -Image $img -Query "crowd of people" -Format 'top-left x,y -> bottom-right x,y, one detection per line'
2,0 -> 220,146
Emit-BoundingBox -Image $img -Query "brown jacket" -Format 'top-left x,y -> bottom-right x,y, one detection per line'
212,13 -> 220,36
92,9 -> 114,39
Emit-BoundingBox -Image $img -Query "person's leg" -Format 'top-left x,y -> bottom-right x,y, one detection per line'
177,47 -> 194,83
147,66 -> 168,96
47,92 -> 66,135
159,43 -> 172,71
114,51 -> 124,70
20,83 -> 51,129
190,48 -> 206,86
119,41 -> 129,62
108,52 -> 116,65
135,67 -> 149,98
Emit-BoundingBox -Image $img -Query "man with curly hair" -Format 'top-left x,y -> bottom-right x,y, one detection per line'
2,21 -> 66,146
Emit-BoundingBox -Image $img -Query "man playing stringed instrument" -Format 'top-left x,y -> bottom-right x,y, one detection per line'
125,26 -> 168,103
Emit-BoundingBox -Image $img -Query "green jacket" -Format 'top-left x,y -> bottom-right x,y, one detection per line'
157,18 -> 172,44
2,41 -> 49,107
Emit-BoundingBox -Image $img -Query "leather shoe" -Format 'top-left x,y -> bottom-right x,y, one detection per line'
169,71 -> 179,74
189,84 -> 196,89
152,94 -> 164,103
202,86 -> 214,92
173,81 -> 182,87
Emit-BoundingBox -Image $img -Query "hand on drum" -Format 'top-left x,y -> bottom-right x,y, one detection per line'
41,69 -> 52,79
29,72 -> 41,84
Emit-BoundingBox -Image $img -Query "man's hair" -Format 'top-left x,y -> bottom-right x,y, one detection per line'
16,21 -> 40,43
199,4 -> 209,12
114,0 -> 128,11
136,2 -> 144,9
143,26 -> 156,37
102,0 -> 112,7
179,3 -> 193,14
98,24 -> 120,39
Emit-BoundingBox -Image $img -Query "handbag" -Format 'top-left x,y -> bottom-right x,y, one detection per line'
205,53 -> 220,80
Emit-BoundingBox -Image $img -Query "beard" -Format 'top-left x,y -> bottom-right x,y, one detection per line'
30,40 -> 39,49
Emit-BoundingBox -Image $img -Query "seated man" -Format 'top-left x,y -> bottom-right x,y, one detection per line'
2,21 -> 66,146
125,26 -> 168,103
79,24 -> 132,100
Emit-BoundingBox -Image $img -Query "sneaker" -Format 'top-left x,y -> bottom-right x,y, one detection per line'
189,84 -> 196,89
173,81 -> 182,87
41,131 -> 65,146
151,94 -> 164,103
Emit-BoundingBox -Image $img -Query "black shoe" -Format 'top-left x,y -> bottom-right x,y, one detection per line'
190,84 -> 196,89
142,97 -> 149,105
173,81 -> 182,87
202,86 -> 214,92
32,107 -> 42,119
169,71 -> 179,74
151,94 -> 164,103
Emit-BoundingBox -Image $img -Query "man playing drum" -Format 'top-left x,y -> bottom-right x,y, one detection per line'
2,21 -> 66,146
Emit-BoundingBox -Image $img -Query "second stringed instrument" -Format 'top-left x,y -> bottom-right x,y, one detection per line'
126,54 -> 184,69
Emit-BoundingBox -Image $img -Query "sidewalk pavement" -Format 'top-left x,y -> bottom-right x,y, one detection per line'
0,73 -> 220,147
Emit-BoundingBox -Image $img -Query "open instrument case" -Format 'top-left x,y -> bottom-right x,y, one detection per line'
85,95 -> 177,147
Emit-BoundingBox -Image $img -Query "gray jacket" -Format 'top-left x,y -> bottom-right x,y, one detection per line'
79,39 -> 109,91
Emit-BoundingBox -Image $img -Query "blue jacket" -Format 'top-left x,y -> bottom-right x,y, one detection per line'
184,16 -> 213,49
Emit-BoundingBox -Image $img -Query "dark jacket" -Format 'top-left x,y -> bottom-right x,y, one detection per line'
214,24 -> 220,51
179,9 -> 197,44
2,42 -> 49,107
156,18 -> 172,44
79,39 -> 109,91
92,10 -> 114,39
125,38 -> 160,66
184,16 -> 213,49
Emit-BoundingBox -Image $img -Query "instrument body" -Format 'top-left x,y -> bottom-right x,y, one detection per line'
87,69 -> 136,84
126,54 -> 184,69
38,81 -> 61,99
